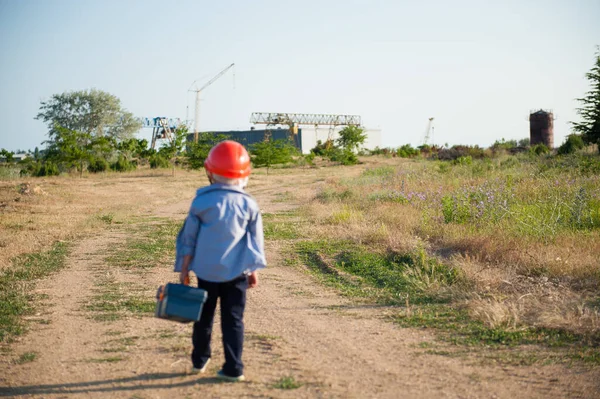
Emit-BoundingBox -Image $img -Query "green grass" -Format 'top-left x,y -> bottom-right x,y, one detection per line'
15,352 -> 37,364
86,277 -> 155,321
296,239 -> 600,364
84,219 -> 180,322
273,376 -> 302,390
100,335 -> 139,354
296,240 -> 460,305
263,210 -> 304,240
264,221 -> 301,240
0,242 -> 69,343
106,220 -> 180,269
393,304 -> 582,347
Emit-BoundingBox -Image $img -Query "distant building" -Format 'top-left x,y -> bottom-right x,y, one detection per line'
529,110 -> 554,148
13,153 -> 30,161
0,153 -> 29,162
187,127 -> 382,154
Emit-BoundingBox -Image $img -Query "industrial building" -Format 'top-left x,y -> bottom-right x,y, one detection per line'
185,112 -> 381,154
187,126 -> 382,154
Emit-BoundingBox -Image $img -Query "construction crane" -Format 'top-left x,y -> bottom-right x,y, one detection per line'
189,63 -> 235,142
422,117 -> 434,146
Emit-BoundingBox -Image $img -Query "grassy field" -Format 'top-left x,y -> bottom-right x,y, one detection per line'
1,153 -> 599,365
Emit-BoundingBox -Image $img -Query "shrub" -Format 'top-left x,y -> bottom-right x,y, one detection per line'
36,161 -> 60,176
530,143 -> 550,156
437,145 -> 486,161
396,144 -> 420,158
88,157 -> 109,173
518,138 -> 531,147
368,147 -> 390,156
111,155 -> 136,172
453,156 -> 472,165
557,135 -> 585,155
328,147 -> 359,165
149,154 -> 170,169
491,138 -> 518,151
310,140 -> 332,156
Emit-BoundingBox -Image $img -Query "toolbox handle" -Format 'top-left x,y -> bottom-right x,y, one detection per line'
158,275 -> 190,301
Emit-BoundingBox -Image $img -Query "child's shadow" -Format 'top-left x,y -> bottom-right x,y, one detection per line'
0,372 -> 231,397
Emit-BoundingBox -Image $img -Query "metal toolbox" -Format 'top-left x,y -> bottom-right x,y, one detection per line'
155,283 -> 208,323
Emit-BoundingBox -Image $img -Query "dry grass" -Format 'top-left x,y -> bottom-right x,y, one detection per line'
0,169 -> 203,271
288,155 -> 600,338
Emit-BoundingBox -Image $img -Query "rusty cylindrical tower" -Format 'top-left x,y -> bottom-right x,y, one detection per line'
529,109 -> 554,148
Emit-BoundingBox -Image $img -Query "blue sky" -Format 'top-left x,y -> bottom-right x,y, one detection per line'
0,0 -> 598,151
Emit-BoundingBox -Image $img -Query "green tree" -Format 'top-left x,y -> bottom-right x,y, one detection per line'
158,126 -> 188,160
45,126 -> 93,177
154,126 -> 189,172
572,47 -> 600,152
336,126 -> 367,153
250,139 -> 298,173
186,132 -> 230,169
36,89 -> 141,142
0,149 -> 15,163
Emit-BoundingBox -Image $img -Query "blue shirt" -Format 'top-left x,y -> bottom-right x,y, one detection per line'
178,183 -> 266,282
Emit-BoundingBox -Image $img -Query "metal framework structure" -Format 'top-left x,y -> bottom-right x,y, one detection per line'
250,112 -> 361,127
140,117 -> 184,150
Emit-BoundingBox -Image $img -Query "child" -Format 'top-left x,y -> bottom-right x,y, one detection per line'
177,140 -> 266,382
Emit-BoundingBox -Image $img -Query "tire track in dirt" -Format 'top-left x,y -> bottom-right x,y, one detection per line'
1,186 -> 599,398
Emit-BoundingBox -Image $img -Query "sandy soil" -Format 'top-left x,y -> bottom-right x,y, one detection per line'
1,173 -> 599,398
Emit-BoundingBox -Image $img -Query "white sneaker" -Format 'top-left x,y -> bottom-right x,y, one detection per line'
217,369 -> 245,382
190,358 -> 210,374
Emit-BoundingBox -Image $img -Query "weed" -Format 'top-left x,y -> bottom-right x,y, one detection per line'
104,330 -> 125,336
15,352 -> 37,364
157,331 -> 177,339
97,213 -> 115,224
88,356 -> 125,363
315,187 -> 353,203
273,376 -> 302,389
368,190 -> 408,204
362,166 -> 395,178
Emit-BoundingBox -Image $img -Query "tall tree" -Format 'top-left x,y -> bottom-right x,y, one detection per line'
186,132 -> 230,169
336,126 -> 367,153
45,126 -> 93,177
250,138 -> 298,174
0,149 -> 15,163
572,47 -> 600,152
36,89 -> 141,141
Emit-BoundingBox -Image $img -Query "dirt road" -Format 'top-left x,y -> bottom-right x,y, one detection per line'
1,180 -> 598,398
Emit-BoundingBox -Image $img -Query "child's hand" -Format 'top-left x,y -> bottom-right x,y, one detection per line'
180,271 -> 190,285
248,272 -> 258,288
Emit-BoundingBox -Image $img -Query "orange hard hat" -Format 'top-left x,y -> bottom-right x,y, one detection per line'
204,140 -> 251,178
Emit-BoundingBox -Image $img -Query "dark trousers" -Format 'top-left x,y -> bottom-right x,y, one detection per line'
191,275 -> 248,377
